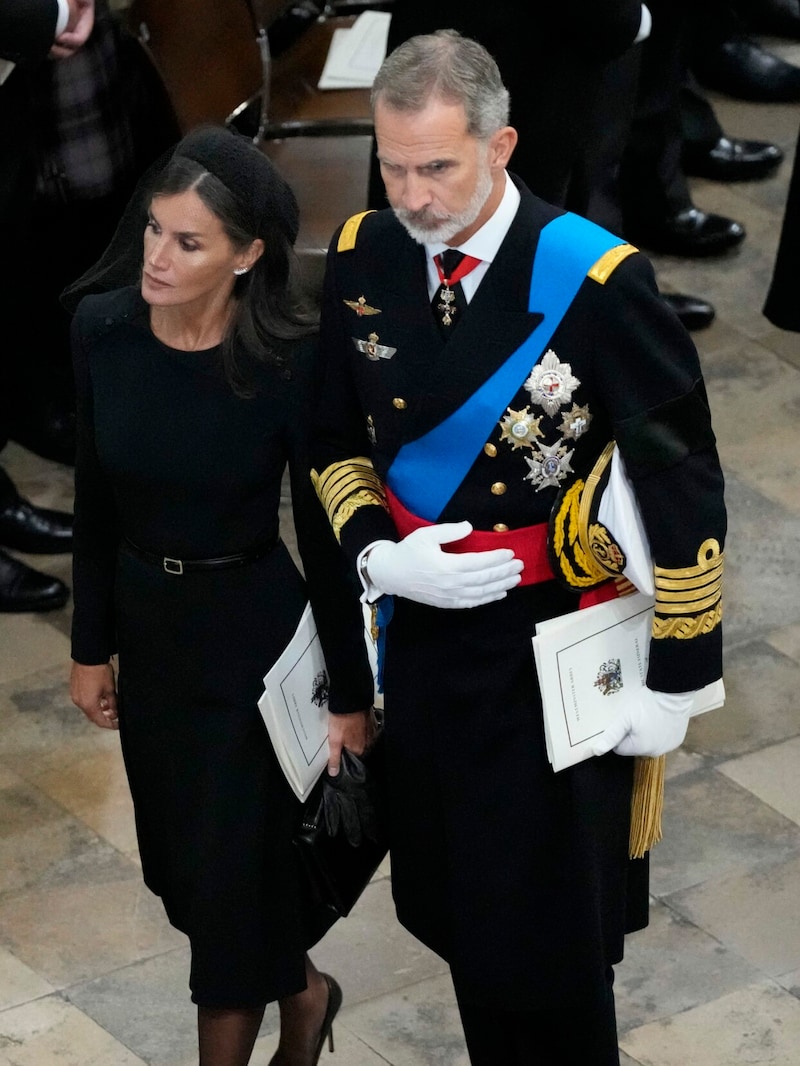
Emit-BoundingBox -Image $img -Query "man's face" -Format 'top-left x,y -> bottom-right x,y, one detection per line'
375,97 -> 504,246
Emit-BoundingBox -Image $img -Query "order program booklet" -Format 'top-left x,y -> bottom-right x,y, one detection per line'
317,10 -> 391,90
258,603 -> 380,801
258,603 -> 330,801
532,593 -> 725,772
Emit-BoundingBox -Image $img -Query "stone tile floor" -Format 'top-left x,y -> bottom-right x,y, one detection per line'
1,39 -> 800,1066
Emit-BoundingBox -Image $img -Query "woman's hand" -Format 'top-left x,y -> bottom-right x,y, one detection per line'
327,707 -> 378,776
70,660 -> 119,729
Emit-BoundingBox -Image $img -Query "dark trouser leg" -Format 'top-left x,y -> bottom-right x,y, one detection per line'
680,69 -> 724,151
567,45 -> 641,235
619,1 -> 693,227
0,468 -> 19,510
454,968 -> 620,1066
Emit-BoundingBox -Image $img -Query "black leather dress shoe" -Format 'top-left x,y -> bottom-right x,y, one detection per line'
693,36 -> 800,102
0,498 -> 73,554
0,549 -> 69,613
683,136 -> 784,182
661,293 -> 716,332
629,207 -> 745,257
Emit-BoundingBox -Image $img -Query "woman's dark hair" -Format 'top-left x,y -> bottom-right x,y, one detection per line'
150,154 -> 318,396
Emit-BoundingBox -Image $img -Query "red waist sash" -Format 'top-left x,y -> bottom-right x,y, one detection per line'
384,486 -> 620,608
385,486 -> 554,587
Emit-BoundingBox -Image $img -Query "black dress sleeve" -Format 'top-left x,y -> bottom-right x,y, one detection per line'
70,298 -> 121,665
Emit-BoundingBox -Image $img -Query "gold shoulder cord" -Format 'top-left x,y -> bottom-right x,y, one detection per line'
630,755 -> 666,859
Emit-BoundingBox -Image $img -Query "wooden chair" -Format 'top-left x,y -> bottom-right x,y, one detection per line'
125,0 -> 385,290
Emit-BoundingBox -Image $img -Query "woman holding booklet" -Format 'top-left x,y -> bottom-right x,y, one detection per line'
66,125 -> 375,1066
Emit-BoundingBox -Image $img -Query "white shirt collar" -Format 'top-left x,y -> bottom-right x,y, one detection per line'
425,173 -> 520,298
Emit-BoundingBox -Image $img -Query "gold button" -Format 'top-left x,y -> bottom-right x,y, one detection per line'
392,397 -> 407,410
493,523 -> 509,532
491,482 -> 507,496
484,442 -> 497,457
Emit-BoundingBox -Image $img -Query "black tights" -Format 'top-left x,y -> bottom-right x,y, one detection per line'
454,969 -> 619,1066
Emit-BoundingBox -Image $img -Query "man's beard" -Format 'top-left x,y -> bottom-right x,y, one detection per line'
393,160 -> 494,246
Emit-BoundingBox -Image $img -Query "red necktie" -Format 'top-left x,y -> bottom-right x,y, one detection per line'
432,250 -> 482,333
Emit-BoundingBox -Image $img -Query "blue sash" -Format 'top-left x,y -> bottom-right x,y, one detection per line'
386,212 -> 625,520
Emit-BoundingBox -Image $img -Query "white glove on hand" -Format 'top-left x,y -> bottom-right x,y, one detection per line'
592,688 -> 695,758
365,522 -> 524,609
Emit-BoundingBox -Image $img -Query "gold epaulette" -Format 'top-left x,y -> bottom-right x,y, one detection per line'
588,243 -> 638,284
652,538 -> 723,640
337,211 -> 376,253
311,458 -> 389,542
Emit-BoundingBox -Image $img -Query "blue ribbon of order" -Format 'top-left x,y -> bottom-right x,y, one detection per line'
386,212 -> 625,520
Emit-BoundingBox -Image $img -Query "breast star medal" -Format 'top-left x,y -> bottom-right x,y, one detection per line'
498,406 -> 544,450
558,404 -> 592,440
524,350 -> 580,417
524,440 -> 575,491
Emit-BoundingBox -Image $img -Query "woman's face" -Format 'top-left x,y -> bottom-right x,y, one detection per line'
141,189 -> 260,309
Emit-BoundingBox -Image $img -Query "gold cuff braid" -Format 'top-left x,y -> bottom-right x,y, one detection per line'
652,538 -> 723,639
311,458 -> 389,542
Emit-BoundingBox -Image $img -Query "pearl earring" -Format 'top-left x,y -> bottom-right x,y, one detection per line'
233,267 -> 249,276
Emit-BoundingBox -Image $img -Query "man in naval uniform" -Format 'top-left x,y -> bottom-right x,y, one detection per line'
311,30 -> 726,1066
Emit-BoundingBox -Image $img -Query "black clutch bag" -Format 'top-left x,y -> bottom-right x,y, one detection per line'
294,732 -> 389,943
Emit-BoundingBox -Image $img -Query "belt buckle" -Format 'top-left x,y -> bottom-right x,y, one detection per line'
163,557 -> 184,575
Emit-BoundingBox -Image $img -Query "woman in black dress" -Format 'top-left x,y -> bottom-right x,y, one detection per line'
67,126 -> 375,1066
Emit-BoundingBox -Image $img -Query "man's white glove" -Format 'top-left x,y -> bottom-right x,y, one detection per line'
592,688 -> 695,758
364,522 -> 523,609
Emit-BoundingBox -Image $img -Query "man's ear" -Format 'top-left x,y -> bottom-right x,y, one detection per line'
490,126 -> 519,169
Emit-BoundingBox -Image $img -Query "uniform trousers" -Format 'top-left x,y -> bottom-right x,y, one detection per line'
453,967 -> 619,1066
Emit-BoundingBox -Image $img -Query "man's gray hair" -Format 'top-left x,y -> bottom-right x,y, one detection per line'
370,29 -> 510,141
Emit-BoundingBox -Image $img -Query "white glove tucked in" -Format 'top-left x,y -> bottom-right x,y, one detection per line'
592,687 -> 695,758
364,522 -> 524,609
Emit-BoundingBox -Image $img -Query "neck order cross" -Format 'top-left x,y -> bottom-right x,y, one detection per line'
433,250 -> 482,328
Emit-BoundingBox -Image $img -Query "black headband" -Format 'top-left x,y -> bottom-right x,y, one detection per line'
176,126 -> 300,246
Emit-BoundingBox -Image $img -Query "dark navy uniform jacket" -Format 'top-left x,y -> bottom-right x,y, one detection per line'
313,177 -> 726,693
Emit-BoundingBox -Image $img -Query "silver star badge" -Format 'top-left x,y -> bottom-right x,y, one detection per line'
558,404 -> 592,440
524,350 -> 580,417
524,440 -> 574,491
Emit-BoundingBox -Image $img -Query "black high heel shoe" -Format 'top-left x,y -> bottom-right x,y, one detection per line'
269,974 -> 343,1066
312,974 -> 342,1062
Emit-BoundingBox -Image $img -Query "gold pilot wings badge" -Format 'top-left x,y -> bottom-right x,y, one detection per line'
344,295 -> 381,316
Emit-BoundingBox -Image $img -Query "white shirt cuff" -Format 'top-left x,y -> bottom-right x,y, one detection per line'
635,4 -> 652,43
356,542 -> 387,604
55,0 -> 71,36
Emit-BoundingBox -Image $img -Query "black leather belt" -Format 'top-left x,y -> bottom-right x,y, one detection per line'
123,534 -> 279,575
